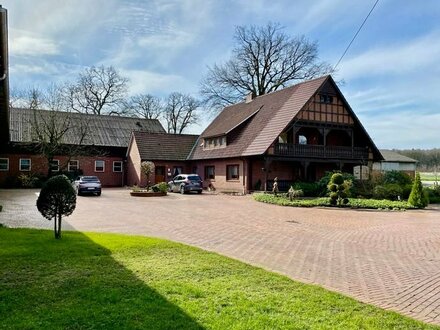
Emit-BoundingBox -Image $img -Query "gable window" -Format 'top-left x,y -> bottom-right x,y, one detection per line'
319,94 -> 333,104
50,159 -> 60,172
113,161 -> 123,172
226,164 -> 239,181
204,166 -> 215,180
0,158 -> 8,171
19,159 -> 31,171
95,160 -> 105,172
68,160 -> 79,172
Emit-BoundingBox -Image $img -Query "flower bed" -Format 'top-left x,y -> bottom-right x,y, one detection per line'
130,191 -> 167,197
253,193 -> 414,210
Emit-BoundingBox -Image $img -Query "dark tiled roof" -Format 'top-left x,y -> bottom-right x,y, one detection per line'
190,76 -> 329,160
133,131 -> 199,161
380,150 -> 417,163
9,108 -> 165,147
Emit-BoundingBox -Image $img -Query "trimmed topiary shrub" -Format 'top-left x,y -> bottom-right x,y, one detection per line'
318,171 -> 355,196
36,175 -> 76,239
408,173 -> 428,208
327,173 -> 352,206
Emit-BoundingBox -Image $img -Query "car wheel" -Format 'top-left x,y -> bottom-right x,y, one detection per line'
97,191 -> 101,196
197,190 -> 202,194
168,185 -> 172,192
180,185 -> 185,194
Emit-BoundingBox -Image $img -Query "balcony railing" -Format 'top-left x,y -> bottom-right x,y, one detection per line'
273,143 -> 368,160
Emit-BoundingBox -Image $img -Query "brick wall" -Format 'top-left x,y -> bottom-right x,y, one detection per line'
193,158 -> 246,193
126,137 -> 142,187
126,145 -> 191,187
0,153 -> 124,187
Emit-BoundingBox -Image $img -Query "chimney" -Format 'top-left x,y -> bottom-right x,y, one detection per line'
0,6 -> 9,145
245,92 -> 256,103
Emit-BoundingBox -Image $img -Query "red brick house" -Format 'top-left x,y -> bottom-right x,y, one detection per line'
2,75 -> 383,192
126,131 -> 199,186
0,108 -> 165,187
187,75 -> 382,193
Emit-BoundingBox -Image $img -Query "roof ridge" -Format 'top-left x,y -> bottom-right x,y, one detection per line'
134,131 -> 199,137
10,107 -> 160,122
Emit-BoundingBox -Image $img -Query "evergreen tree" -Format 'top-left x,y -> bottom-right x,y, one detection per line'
408,172 -> 428,208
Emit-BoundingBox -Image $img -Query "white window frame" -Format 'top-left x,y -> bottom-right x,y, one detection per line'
68,160 -> 79,172
113,161 -> 123,173
19,158 -> 31,171
0,158 -> 9,171
95,160 -> 105,172
50,159 -> 60,172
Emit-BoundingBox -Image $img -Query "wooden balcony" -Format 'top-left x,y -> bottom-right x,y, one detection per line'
273,143 -> 368,160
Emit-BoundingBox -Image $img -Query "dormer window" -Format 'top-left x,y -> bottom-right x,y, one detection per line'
319,94 -> 333,104
204,136 -> 227,150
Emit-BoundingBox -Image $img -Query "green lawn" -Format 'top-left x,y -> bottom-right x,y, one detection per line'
0,228 -> 437,329
420,172 -> 439,182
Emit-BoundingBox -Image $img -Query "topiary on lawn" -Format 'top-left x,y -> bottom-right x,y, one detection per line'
327,173 -> 352,206
408,172 -> 428,208
36,175 -> 76,239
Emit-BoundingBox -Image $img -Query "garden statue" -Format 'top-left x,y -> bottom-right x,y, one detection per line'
272,177 -> 279,196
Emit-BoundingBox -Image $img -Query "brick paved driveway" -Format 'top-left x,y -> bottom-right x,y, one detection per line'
1,188 -> 440,325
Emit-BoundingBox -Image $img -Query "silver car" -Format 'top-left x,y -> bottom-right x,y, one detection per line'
168,174 -> 203,194
74,176 -> 102,196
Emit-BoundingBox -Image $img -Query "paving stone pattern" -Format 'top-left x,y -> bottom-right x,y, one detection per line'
1,188 -> 440,325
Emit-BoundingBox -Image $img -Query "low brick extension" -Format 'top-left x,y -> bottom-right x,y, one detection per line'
1,189 -> 440,325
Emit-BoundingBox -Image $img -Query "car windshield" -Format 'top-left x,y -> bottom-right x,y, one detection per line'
188,175 -> 201,181
81,176 -> 100,182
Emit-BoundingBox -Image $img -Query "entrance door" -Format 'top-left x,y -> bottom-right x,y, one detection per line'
155,166 -> 165,183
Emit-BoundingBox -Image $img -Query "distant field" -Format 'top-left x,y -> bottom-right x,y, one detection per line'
420,172 -> 439,182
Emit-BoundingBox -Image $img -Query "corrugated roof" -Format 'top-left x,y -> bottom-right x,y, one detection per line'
133,131 -> 199,161
9,108 -> 165,147
190,76 -> 329,160
380,150 -> 417,163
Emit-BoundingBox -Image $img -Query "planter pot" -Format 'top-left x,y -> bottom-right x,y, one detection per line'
130,191 -> 167,197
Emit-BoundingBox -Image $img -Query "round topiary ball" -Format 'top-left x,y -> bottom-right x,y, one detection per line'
331,173 -> 344,185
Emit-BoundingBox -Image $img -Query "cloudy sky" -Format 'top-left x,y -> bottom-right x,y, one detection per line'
2,0 -> 440,149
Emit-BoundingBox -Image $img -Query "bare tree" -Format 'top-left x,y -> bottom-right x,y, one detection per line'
66,65 -> 128,115
164,92 -> 199,134
200,22 -> 332,111
30,85 -> 90,177
10,86 -> 44,109
123,94 -> 163,119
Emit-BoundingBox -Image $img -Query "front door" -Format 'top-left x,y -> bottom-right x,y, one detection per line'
155,166 -> 165,183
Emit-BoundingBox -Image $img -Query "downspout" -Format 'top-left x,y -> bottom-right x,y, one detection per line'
242,158 -> 246,195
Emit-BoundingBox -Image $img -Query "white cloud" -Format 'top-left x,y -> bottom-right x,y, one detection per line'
10,30 -> 60,56
123,69 -> 195,96
339,31 -> 440,79
362,111 -> 440,149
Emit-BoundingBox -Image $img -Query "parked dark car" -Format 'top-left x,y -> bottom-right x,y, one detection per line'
73,176 -> 102,196
168,174 -> 203,194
